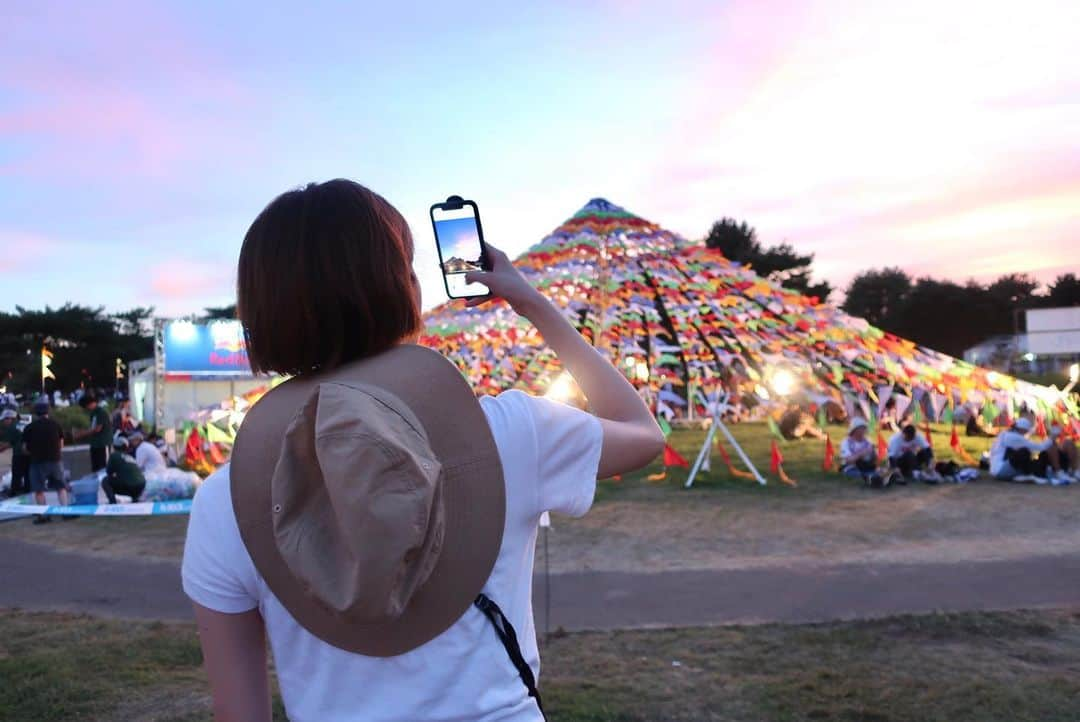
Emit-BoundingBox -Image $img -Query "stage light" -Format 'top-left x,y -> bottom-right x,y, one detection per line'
770,368 -> 798,397
635,361 -> 650,382
169,320 -> 197,344
1022,352 -> 1035,362
544,372 -> 578,403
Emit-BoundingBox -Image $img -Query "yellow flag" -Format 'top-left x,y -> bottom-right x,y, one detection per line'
41,347 -> 55,382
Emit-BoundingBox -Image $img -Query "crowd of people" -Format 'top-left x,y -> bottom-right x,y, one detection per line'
835,412 -> 1079,488
0,391 -> 176,523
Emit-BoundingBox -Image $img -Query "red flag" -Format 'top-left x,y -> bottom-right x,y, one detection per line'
184,428 -> 206,466
876,431 -> 888,460
770,439 -> 783,474
1034,416 -> 1048,438
663,443 -> 690,468
823,435 -> 835,471
950,425 -> 960,450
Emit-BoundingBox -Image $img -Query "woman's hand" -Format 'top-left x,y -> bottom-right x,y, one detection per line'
463,245 -> 545,316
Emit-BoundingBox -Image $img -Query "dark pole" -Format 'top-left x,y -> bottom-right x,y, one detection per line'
543,524 -> 551,642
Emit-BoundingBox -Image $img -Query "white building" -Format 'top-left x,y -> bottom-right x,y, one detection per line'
965,306 -> 1080,376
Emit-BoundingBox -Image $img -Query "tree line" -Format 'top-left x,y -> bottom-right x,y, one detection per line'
703,217 -> 1079,359
0,305 -> 239,399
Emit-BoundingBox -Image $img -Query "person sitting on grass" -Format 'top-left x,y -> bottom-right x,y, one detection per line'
887,424 -> 940,483
1047,425 -> 1079,483
778,402 -> 827,441
840,418 -> 884,486
103,434 -> 146,504
880,397 -> 901,433
989,417 -> 1057,484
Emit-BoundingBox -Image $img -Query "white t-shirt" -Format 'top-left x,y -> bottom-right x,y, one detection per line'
840,435 -> 874,467
886,431 -> 930,459
989,430 -> 1052,476
134,441 -> 167,473
182,390 -> 603,722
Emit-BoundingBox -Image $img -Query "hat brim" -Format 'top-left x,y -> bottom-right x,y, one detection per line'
230,344 -> 506,657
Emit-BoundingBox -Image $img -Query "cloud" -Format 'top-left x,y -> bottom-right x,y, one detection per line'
146,259 -> 234,314
0,1 -> 261,182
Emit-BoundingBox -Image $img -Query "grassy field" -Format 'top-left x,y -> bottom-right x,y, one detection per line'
5,422 -> 1073,580
2,607 -> 1079,722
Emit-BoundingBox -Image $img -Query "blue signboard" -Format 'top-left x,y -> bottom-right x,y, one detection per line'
163,320 -> 252,376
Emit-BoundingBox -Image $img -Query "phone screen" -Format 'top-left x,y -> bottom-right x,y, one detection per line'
432,204 -> 488,298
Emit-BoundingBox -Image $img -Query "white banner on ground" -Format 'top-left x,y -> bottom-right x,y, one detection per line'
0,500 -> 192,516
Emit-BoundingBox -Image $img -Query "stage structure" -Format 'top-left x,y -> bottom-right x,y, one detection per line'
421,199 -> 1079,432
131,320 -> 266,430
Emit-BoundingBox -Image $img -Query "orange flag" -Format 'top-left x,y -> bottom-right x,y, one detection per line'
876,431 -> 888,460
950,425 -> 976,465
770,439 -> 783,474
823,435 -> 835,472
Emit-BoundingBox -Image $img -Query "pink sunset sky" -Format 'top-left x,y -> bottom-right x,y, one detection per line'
2,0 -> 1077,315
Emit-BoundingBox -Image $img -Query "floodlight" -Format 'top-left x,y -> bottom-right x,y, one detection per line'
1070,363 -> 1079,384
544,372 -> 577,403
169,320 -> 198,343
770,369 -> 798,397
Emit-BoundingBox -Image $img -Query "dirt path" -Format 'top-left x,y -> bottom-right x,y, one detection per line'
4,536 -> 1079,631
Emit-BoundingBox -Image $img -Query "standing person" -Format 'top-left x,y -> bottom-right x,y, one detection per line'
887,424 -> 939,482
182,180 -> 664,722
129,430 -> 166,473
75,392 -> 112,472
21,401 -> 70,524
111,397 -> 138,435
103,434 -> 146,503
840,417 -> 884,486
989,417 -> 1055,483
0,409 -> 30,497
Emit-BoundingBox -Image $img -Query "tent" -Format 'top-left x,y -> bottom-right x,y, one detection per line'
420,199 -> 1079,428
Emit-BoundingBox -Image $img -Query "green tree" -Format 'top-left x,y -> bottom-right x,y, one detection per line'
1045,273 -> 1080,307
841,268 -> 912,328
202,304 -> 237,320
0,305 -> 153,398
704,218 -> 832,301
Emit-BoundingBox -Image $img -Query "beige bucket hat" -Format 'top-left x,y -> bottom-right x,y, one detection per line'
230,344 -> 505,657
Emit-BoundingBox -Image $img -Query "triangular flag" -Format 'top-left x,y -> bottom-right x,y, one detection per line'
663,443 -> 690,468
1034,415 -> 1048,439
876,385 -> 894,418
766,416 -> 785,442
770,439 -> 783,474
877,431 -> 888,460
658,415 -> 672,438
823,435 -> 835,472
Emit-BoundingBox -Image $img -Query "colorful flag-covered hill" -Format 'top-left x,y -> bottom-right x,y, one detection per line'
420,199 -> 1079,427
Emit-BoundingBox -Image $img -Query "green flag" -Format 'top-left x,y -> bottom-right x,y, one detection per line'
816,406 -> 827,430
658,416 -> 672,438
941,399 -> 954,426
766,416 -> 786,442
983,402 -> 999,425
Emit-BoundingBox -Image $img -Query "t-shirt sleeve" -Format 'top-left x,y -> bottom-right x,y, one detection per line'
181,466 -> 260,614
520,393 -> 603,518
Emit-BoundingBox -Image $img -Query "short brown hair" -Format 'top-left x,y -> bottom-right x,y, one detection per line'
238,179 -> 421,376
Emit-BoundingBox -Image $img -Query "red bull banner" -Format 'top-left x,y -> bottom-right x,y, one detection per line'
163,320 -> 252,376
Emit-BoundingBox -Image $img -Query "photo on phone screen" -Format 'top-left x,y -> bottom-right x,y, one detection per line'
431,202 -> 489,299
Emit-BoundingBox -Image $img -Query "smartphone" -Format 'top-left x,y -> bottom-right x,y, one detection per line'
430,196 -> 490,299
